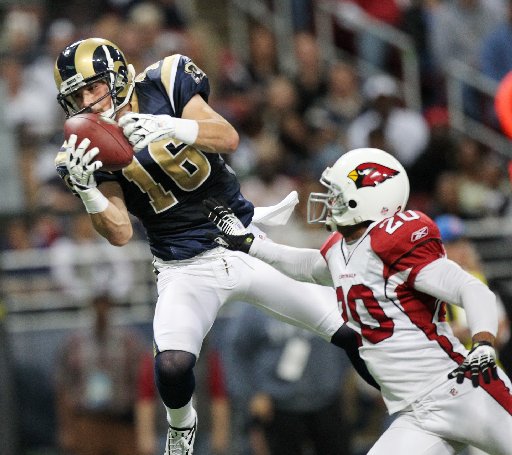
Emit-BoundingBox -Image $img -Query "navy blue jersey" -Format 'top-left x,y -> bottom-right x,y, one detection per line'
95,55 -> 253,260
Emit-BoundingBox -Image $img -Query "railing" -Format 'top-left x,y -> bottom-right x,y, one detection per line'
227,0 -> 512,161
446,60 -> 512,159
314,0 -> 422,111
464,217 -> 512,284
1,241 -> 156,333
227,0 -> 422,110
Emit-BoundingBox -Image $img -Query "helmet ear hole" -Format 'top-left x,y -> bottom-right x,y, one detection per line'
348,200 -> 357,208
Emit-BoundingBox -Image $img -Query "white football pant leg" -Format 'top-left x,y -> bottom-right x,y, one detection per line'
153,247 -> 344,357
368,411 -> 465,455
416,373 -> 512,455
227,251 -> 342,341
153,258 -> 225,357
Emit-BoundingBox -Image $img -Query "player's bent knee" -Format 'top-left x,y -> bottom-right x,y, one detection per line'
155,350 -> 196,384
155,350 -> 197,408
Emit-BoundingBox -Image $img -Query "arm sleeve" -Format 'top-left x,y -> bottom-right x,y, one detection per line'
414,258 -> 498,337
249,237 -> 333,286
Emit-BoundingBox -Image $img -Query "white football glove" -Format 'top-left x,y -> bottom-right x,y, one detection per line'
448,341 -> 499,387
118,113 -> 176,152
65,134 -> 103,190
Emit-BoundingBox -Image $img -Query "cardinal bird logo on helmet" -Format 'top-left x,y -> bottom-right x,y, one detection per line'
348,162 -> 399,189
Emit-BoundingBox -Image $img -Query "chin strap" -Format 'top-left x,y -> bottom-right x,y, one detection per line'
117,64 -> 136,110
104,64 -> 136,119
100,100 -> 117,119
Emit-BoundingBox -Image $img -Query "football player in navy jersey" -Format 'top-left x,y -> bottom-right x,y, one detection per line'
53,38 -> 376,455
205,147 -> 512,455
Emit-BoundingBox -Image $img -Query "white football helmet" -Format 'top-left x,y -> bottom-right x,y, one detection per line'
308,148 -> 410,230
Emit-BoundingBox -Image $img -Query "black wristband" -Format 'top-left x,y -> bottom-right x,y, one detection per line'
240,233 -> 254,254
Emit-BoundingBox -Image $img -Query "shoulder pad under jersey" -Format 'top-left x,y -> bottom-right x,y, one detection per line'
370,210 -> 445,269
137,54 -> 210,117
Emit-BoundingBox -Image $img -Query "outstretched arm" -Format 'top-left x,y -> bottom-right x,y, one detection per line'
250,237 -> 333,286
203,198 -> 332,286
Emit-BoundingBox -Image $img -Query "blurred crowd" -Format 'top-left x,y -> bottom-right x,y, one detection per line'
1,0 -> 512,253
1,0 -> 512,454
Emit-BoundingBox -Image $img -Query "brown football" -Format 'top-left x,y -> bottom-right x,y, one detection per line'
64,113 -> 134,171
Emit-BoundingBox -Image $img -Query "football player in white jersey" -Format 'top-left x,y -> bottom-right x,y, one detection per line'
204,147 -> 512,455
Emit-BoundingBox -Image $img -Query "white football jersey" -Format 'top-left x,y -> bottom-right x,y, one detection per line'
321,209 -> 469,413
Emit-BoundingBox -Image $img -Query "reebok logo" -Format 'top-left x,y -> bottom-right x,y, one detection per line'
411,226 -> 428,242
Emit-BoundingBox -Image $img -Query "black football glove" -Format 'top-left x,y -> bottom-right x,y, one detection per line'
448,341 -> 499,387
202,198 -> 255,253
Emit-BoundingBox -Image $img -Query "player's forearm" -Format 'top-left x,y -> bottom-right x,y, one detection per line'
472,331 -> 496,347
74,181 -> 133,246
181,93 -> 239,154
135,400 -> 157,455
460,283 -> 498,340
89,204 -> 133,246
250,237 -> 332,286
414,258 -> 498,338
193,119 -> 239,154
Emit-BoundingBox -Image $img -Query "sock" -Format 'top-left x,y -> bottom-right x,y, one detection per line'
167,400 -> 196,428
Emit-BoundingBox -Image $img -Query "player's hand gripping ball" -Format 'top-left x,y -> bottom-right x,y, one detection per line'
64,113 -> 134,171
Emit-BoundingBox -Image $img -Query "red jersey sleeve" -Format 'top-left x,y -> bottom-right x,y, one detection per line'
370,210 -> 445,285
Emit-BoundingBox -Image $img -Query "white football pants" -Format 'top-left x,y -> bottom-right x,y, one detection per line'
153,246 -> 341,357
369,370 -> 512,455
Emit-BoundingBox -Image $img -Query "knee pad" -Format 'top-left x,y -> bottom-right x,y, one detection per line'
154,350 -> 197,408
155,350 -> 196,385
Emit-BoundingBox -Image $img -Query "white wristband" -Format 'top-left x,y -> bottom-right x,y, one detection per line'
76,187 -> 109,214
173,118 -> 199,144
